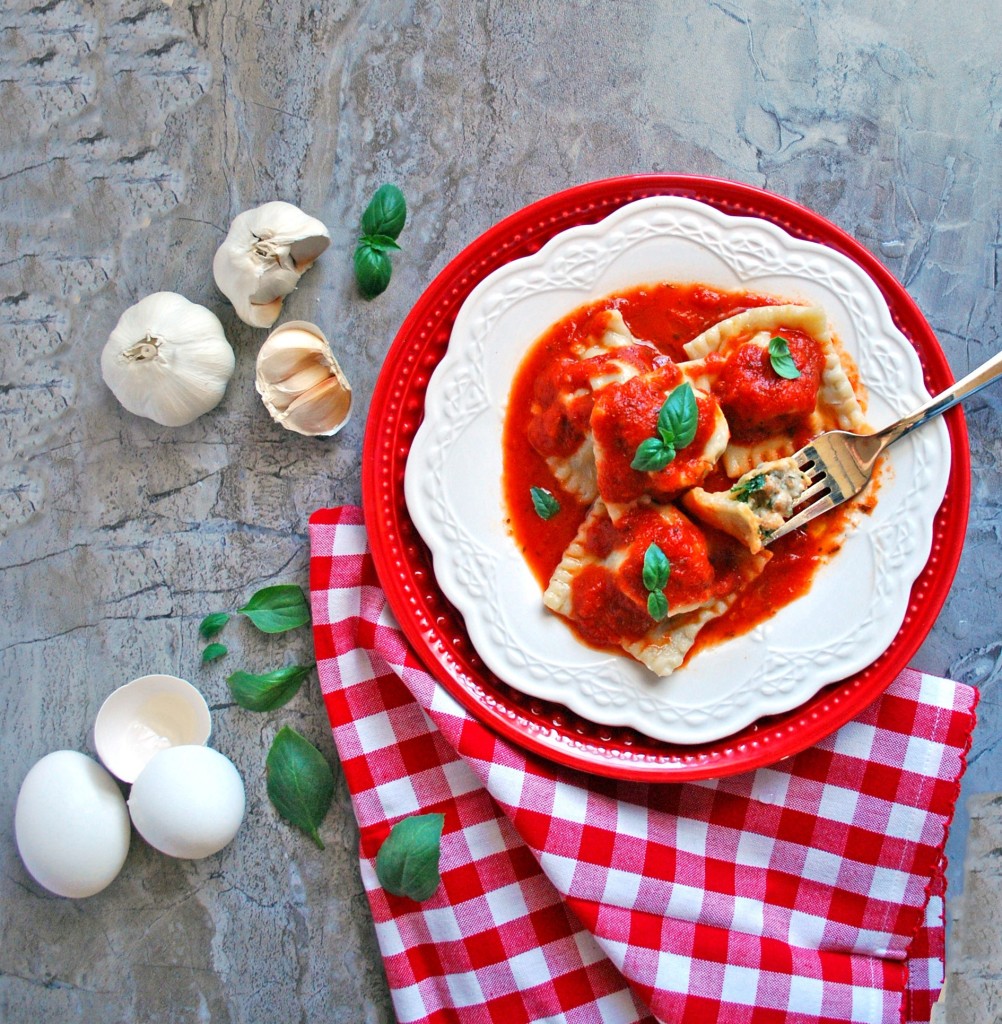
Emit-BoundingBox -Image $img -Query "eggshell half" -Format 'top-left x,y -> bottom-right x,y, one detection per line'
94,674 -> 212,783
15,751 -> 131,898
128,745 -> 245,859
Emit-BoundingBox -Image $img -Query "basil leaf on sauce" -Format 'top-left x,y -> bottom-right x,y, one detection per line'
647,590 -> 669,622
768,336 -> 801,379
375,813 -> 445,902
642,543 -> 671,621
657,382 -> 699,449
642,542 -> 671,592
731,473 -> 766,503
530,486 -> 560,520
631,383 -> 697,472
631,436 -> 676,472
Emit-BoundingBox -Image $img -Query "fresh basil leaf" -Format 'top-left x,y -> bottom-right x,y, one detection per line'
376,813 -> 445,902
238,584 -> 310,634
266,727 -> 335,849
642,543 -> 671,593
657,383 -> 699,449
647,589 -> 669,622
768,336 -> 801,379
631,436 -> 675,472
202,642 -> 227,663
361,183 -> 407,240
360,233 -> 402,253
226,664 -> 313,712
731,473 -> 766,502
199,612 -> 229,639
354,242 -> 393,299
530,486 -> 560,520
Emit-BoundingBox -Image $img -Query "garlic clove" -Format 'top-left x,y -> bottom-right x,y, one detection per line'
213,202 -> 330,328
101,292 -> 235,427
283,377 -> 353,437
255,321 -> 352,437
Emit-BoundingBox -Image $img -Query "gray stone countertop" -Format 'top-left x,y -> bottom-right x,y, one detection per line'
2,1 -> 1000,1021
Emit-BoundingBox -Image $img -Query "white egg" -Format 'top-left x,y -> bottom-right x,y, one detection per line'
128,745 -> 245,859
15,750 -> 131,898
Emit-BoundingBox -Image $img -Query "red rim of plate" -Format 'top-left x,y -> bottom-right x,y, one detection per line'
361,173 -> 971,782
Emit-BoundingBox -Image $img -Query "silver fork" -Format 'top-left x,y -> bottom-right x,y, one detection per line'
766,346 -> 1002,544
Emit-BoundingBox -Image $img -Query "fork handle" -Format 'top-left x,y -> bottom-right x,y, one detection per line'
874,345 -> 1002,447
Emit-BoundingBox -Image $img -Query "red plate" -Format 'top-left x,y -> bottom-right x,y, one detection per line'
361,174 -> 970,781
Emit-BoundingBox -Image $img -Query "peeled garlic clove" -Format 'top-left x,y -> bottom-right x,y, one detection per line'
101,292 -> 235,427
213,202 -> 330,328
256,321 -> 352,437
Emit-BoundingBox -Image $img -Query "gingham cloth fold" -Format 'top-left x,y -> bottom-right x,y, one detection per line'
309,507 -> 976,1024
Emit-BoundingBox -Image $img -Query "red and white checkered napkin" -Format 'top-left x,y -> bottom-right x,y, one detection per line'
309,507 -> 976,1024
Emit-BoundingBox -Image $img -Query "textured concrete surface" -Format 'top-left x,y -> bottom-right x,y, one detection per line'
2,1 -> 1000,1021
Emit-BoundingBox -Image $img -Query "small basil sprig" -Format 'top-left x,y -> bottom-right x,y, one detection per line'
226,664 -> 313,712
202,642 -> 227,663
631,382 -> 699,472
530,486 -> 560,520
266,727 -> 335,849
355,184 -> 407,299
376,813 -> 445,902
642,543 -> 671,621
199,612 -> 230,639
731,473 -> 766,503
768,337 -> 801,379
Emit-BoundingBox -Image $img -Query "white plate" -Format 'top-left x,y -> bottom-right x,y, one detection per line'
404,196 -> 950,745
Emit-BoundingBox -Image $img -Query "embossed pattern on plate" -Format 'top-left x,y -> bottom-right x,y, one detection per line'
404,196 -> 950,745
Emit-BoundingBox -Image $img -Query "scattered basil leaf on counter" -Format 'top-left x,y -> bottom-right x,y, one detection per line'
354,244 -> 393,298
361,183 -> 407,239
355,184 -> 407,299
266,726 -> 335,849
376,813 -> 445,902
226,664 -> 313,712
642,543 -> 671,622
768,336 -> 801,379
530,486 -> 560,520
631,383 -> 697,472
202,642 -> 228,663
731,473 -> 766,503
238,584 -> 311,634
199,612 -> 230,639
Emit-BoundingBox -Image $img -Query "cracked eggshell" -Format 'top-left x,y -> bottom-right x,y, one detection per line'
213,202 -> 331,328
255,321 -> 352,437
94,674 -> 212,784
128,746 -> 245,859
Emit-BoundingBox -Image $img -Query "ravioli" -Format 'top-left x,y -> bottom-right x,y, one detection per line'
682,457 -> 812,554
682,305 -> 865,477
543,499 -> 769,676
526,309 -> 659,501
590,363 -> 730,520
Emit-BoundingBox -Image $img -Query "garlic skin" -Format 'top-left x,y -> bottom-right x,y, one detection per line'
256,321 -> 352,437
213,202 -> 330,328
101,292 -> 235,427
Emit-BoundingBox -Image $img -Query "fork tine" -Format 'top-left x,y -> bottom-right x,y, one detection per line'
765,492 -> 838,545
796,477 -> 831,505
792,446 -> 817,472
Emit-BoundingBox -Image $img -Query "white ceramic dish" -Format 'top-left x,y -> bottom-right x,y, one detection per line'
404,195 -> 950,745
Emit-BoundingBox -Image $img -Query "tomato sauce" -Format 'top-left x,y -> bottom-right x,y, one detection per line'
501,282 -> 859,661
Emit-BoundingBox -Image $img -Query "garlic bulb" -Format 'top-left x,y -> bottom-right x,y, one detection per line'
213,202 -> 330,328
256,321 -> 352,437
101,292 -> 235,427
